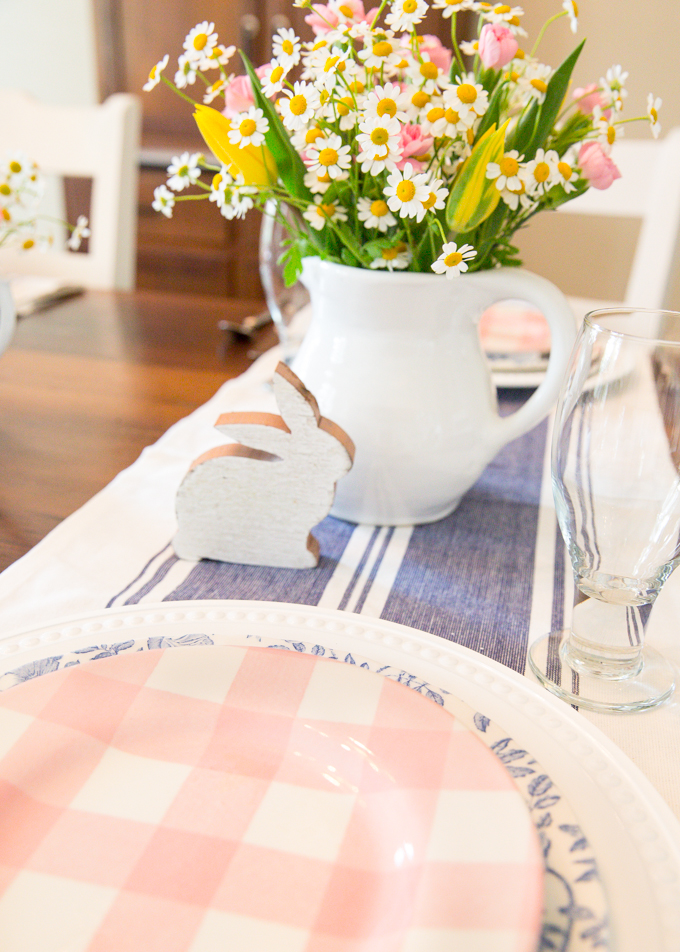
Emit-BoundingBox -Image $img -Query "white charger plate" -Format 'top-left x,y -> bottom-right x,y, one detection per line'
1,600 -> 679,952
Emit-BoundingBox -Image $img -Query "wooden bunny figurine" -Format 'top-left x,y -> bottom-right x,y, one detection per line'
173,363 -> 355,568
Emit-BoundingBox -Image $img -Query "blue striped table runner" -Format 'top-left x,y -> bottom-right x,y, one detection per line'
107,392 -> 565,676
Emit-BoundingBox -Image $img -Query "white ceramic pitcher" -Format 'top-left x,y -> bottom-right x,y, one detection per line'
0,281 -> 16,359
292,257 -> 576,526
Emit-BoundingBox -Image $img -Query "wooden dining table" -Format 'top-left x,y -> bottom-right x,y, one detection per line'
0,288 -> 275,572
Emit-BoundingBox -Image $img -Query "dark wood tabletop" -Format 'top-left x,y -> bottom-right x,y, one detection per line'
0,289 -> 275,572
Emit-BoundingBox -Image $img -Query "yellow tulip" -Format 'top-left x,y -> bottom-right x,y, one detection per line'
193,104 -> 277,187
446,119 -> 510,233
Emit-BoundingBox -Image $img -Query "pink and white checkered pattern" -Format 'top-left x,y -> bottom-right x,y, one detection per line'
0,645 -> 543,952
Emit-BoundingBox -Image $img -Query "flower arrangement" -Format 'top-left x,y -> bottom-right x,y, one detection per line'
0,154 -> 90,252
144,1 -> 661,282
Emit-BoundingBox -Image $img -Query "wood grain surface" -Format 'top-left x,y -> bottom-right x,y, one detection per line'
0,289 -> 273,571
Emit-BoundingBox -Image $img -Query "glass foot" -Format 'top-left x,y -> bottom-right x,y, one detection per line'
528,630 -> 676,713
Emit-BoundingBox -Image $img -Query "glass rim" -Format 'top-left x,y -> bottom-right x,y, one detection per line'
583,306 -> 680,346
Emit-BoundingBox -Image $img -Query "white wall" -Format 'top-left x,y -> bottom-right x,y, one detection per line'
0,0 -> 99,106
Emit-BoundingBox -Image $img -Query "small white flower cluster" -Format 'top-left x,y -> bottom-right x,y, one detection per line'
0,153 -> 90,251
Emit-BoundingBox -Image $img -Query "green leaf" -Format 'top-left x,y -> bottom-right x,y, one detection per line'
509,39 -> 585,160
475,79 -> 507,141
282,241 -> 303,287
241,51 -> 312,202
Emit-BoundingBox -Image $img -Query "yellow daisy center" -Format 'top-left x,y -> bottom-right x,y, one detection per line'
1,207 -> 11,221
22,238 -> 35,250
427,107 -> 445,122
178,165 -> 189,177
0,183 -> 11,196
650,107 -> 658,122
371,127 -> 390,146
289,94 -> 308,115
318,202 -> 335,218
571,1 -> 579,14
148,66 -> 158,80
445,0 -> 465,6
325,55 -> 340,71
377,98 -> 398,118
212,173 -> 223,189
336,96 -> 353,116
282,39 -> 294,55
530,79 -> 547,94
318,147 -> 339,167
533,161 -> 550,183
239,118 -> 257,137
396,180 -> 416,202
509,14 -> 521,25
411,90 -> 430,108
270,65 -> 284,83
312,40 -> 327,50
494,4 -> 511,12
557,161 -> 573,180
370,199 -> 389,217
466,128 -> 475,144
422,191 -> 437,210
306,127 -> 324,143
499,155 -> 519,177
319,89 -> 330,104
607,126 -> 616,145
444,107 -> 460,124
318,172 -> 332,183
373,40 -> 394,57
339,3 -> 354,14
193,33 -> 208,51
456,83 -> 478,104
444,251 -> 463,267
349,80 -> 365,94
382,246 -> 400,260
9,161 -> 22,174
403,0 -> 418,12
420,62 -> 438,80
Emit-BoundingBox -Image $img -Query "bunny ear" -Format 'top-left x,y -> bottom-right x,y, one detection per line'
272,362 -> 322,435
215,411 -> 291,456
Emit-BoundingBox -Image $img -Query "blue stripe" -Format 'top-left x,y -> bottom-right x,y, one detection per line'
106,543 -> 172,608
337,526 -> 381,611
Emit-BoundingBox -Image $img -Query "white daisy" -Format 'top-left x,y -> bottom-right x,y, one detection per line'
431,0 -> 479,19
449,74 -> 489,122
423,99 -> 473,137
204,44 -> 236,68
228,107 -> 269,148
486,150 -> 523,192
304,133 -> 352,179
152,184 -> 176,218
208,167 -> 233,210
303,196 -> 349,230
231,184 -> 258,219
499,179 -> 534,210
555,154 -> 579,193
166,152 -> 203,191
592,105 -> 621,152
357,196 -> 398,231
405,55 -> 446,95
431,241 -> 477,277
304,169 -> 334,194
272,28 -> 302,69
183,21 -> 218,65
357,32 -> 403,72
519,62 -> 552,104
601,65 -> 628,113
143,54 -> 169,92
562,0 -> 578,33
203,77 -> 229,104
420,178 -> 449,215
384,163 -> 431,220
363,83 -> 410,123
279,81 -> 321,131
519,148 -> 559,197
329,95 -> 360,131
647,94 -> 662,139
261,60 -> 289,97
482,3 -> 527,37
370,241 -> 412,270
385,0 -> 429,33
175,54 -> 197,89
357,115 -> 403,173
67,215 -> 90,251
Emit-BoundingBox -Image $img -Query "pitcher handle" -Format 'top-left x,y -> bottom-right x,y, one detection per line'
479,268 -> 576,449
0,280 -> 16,358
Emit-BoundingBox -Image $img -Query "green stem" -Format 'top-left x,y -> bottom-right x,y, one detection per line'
531,10 -> 567,58
450,14 -> 466,75
161,75 -> 199,106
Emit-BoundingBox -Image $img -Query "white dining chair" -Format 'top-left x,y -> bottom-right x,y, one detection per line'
0,89 -> 142,290
558,127 -> 680,313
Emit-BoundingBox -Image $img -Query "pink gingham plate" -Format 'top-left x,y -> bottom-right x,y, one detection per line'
0,644 -> 543,952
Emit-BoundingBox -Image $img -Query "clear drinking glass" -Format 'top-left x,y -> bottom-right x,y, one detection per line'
529,308 -> 680,712
259,199 -> 311,364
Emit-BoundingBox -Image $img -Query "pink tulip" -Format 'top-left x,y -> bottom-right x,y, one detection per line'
305,0 -> 377,34
396,124 -> 434,171
478,24 -> 518,70
418,35 -> 452,74
223,74 -> 255,118
578,141 -> 621,190
573,83 -> 610,119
